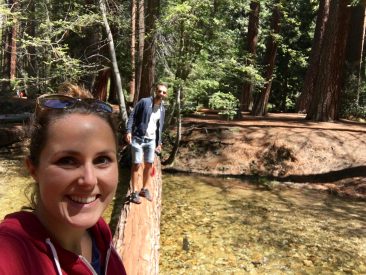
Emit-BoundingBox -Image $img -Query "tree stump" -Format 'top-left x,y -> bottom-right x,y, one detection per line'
113,158 -> 162,275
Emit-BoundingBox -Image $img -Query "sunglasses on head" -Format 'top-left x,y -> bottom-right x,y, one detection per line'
36,94 -> 113,113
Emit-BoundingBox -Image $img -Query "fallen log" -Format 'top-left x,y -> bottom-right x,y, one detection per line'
0,113 -> 31,123
113,158 -> 162,275
0,125 -> 26,147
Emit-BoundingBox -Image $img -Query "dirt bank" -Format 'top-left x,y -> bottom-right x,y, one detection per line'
1,96 -> 365,200
162,113 -> 366,200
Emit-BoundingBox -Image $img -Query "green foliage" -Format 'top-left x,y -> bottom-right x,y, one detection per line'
340,75 -> 366,120
1,0 -> 130,94
209,92 -> 239,120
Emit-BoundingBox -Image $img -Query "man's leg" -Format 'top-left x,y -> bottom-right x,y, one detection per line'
142,162 -> 153,190
131,163 -> 141,192
139,139 -> 155,201
130,137 -> 143,204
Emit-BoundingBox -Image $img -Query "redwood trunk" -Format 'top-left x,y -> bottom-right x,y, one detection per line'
134,0 -> 145,104
344,3 -> 366,104
306,0 -> 351,121
130,0 -> 137,102
240,1 -> 260,112
251,4 -> 280,116
139,0 -> 159,99
296,0 -> 330,113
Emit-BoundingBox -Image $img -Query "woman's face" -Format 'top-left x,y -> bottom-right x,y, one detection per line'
27,113 -> 118,231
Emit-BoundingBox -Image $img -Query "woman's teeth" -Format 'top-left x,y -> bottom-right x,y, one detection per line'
69,196 -> 97,204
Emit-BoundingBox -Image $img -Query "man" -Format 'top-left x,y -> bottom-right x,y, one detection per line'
125,83 -> 168,204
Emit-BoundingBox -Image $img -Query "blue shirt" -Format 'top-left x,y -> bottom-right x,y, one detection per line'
126,96 -> 166,145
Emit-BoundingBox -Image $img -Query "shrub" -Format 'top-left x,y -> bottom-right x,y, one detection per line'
209,92 -> 239,120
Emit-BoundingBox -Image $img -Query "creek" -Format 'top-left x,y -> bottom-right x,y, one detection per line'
159,174 -> 366,274
1,156 -> 365,274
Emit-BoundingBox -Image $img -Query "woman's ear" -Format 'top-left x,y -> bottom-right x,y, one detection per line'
25,157 -> 38,181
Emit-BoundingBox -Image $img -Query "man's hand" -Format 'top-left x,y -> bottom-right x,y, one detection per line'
155,144 -> 162,154
124,133 -> 132,144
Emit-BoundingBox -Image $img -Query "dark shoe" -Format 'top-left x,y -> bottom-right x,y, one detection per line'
130,192 -> 141,204
139,188 -> 152,201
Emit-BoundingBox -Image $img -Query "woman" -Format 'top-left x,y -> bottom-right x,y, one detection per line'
0,84 -> 126,274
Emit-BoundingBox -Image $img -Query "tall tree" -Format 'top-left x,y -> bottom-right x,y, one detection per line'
296,0 -> 330,113
99,0 -> 128,125
306,0 -> 352,121
240,1 -> 260,112
129,0 -> 137,102
251,2 -> 281,116
344,2 -> 366,105
139,0 -> 160,99
1,0 -> 18,92
134,0 -> 144,104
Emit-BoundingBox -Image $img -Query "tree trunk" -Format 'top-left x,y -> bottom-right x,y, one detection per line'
296,0 -> 330,113
1,0 -> 18,92
134,0 -> 145,104
162,87 -> 181,165
306,0 -> 351,121
93,68 -> 111,101
99,0 -> 128,126
9,2 -> 17,81
113,158 -> 162,275
139,0 -> 159,100
344,3 -> 366,104
251,4 -> 281,116
130,0 -> 137,102
240,1 -> 260,112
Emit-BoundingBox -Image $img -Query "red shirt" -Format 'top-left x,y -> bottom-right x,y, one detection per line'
0,211 -> 126,274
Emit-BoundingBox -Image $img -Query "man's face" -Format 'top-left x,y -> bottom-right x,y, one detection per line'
155,85 -> 168,100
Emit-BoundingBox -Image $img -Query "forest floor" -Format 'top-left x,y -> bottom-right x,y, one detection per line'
1,96 -> 366,200
162,111 -> 366,200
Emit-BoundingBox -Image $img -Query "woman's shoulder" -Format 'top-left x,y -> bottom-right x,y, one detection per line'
0,212 -> 47,274
0,211 -> 49,250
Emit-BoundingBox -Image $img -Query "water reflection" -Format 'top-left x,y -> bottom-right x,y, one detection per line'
160,175 -> 366,274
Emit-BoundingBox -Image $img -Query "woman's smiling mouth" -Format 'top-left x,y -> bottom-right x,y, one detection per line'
68,195 -> 98,204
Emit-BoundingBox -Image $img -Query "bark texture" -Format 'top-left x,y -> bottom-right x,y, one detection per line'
251,3 -> 280,116
240,1 -> 260,112
296,0 -> 330,113
306,0 -> 351,121
139,0 -> 159,99
113,158 -> 162,275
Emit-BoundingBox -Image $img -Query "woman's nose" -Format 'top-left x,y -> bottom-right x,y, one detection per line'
78,164 -> 97,186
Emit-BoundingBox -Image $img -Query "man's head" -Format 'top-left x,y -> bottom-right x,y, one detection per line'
154,83 -> 168,101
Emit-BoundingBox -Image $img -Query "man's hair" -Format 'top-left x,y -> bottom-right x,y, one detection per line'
155,82 -> 168,89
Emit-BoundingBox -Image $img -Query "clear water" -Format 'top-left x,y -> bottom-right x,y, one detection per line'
160,175 -> 366,274
2,157 -> 365,274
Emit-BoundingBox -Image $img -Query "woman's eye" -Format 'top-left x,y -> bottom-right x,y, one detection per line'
55,157 -> 78,167
94,156 -> 112,166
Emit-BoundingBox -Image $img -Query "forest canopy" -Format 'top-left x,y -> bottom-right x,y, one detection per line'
1,0 -> 365,122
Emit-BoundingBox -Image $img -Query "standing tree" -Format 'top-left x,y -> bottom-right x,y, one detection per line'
139,0 -> 160,99
344,2 -> 366,106
296,0 -> 330,113
306,0 -> 351,121
99,0 -> 128,125
129,0 -> 137,102
134,0 -> 145,104
240,1 -> 260,112
1,0 -> 18,92
251,2 -> 281,116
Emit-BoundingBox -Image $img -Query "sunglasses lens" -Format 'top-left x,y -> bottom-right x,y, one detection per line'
38,95 -> 112,113
85,99 -> 113,113
41,97 -> 75,109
